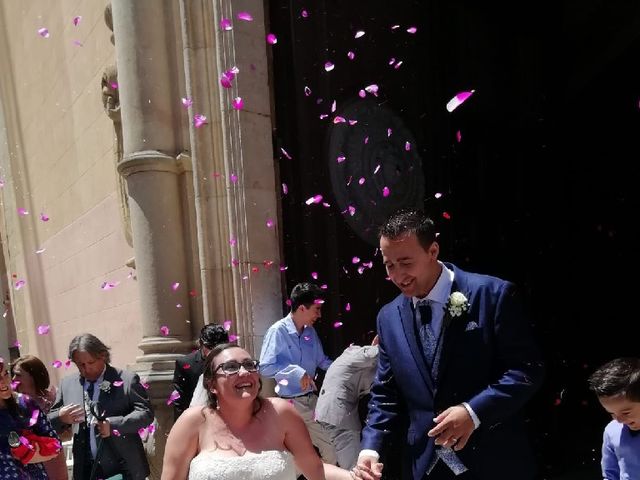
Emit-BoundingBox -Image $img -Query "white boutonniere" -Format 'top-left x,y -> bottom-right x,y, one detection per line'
99,380 -> 111,394
446,291 -> 470,318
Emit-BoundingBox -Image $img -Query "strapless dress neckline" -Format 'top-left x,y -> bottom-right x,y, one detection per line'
188,449 -> 296,480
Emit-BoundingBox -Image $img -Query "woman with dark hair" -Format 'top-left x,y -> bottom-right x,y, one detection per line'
162,343 -> 381,480
0,357 -> 61,479
12,355 -> 69,479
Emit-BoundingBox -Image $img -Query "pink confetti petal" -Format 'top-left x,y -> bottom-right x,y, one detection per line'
394,61 -> 404,70
181,97 -> 193,108
17,208 -> 28,216
407,26 -> 418,34
230,173 -> 238,183
237,12 -> 253,21
37,324 -> 50,335
345,303 -> 351,312
113,380 -> 124,387
160,325 -> 170,336
13,340 -> 21,348
266,219 -> 275,228
193,114 -> 208,128
387,128 -> 392,137
171,282 -> 180,291
311,272 -> 319,280
347,51 -> 355,60
148,424 -> 155,434
282,183 -> 288,195
355,30 -> 365,39
220,18 -> 233,31
166,390 -> 180,405
223,320 -> 232,331
331,100 -> 337,113
359,90 -> 366,99
65,360 -> 72,368
36,247 -> 46,254
37,28 -> 50,38
324,61 -> 335,72
28,409 -> 40,427
232,97 -> 243,110
301,9 -> 309,18
382,186 -> 390,197
333,322 -> 343,328
228,334 -> 239,342
364,136 -> 369,144
304,86 -> 312,96
101,281 -> 120,290
391,24 -> 400,30
229,237 -> 237,246
72,16 -> 82,26
52,360 -> 62,369
446,90 -> 475,112
72,40 -> 83,47
138,427 -> 148,439
348,205 -> 356,216
364,84 -> 379,96
337,155 -> 346,163
314,299 -> 325,304
456,130 -> 462,142
333,116 -> 346,124
305,194 -> 323,205
374,165 -> 381,174
280,147 -> 292,159
435,192 -> 443,199
358,177 -> 365,185
110,82 -> 119,89
220,73 -> 233,89
405,141 -> 411,151
442,211 -> 451,220
14,279 -> 26,290
140,381 -> 150,390
266,33 -> 278,45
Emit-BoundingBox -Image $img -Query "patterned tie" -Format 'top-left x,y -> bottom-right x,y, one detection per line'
417,302 -> 468,476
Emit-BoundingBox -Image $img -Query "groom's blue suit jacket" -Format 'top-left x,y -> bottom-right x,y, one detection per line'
361,263 -> 545,479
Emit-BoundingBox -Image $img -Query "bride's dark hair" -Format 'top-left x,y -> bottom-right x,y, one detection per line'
202,343 -> 262,416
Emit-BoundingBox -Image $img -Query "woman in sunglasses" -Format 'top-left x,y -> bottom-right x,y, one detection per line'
162,343 -> 382,480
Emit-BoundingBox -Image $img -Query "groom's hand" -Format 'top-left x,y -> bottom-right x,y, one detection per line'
427,405 -> 474,451
354,456 -> 383,480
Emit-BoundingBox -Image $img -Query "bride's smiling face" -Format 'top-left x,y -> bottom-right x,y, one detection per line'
210,347 -> 260,402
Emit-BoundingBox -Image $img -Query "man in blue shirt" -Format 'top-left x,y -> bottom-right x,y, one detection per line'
588,357 -> 640,480
259,282 -> 337,464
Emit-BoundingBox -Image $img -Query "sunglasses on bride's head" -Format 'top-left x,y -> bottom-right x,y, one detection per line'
214,359 -> 260,375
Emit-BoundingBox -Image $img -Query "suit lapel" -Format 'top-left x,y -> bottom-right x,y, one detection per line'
398,297 -> 435,394
97,365 -> 118,408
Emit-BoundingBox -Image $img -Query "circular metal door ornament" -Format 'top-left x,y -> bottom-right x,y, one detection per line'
327,98 -> 425,246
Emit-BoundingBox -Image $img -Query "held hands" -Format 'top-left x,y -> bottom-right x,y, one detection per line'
59,403 -> 85,425
352,456 -> 384,480
427,405 -> 475,451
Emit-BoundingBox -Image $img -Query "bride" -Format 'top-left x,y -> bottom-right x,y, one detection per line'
161,343 -> 383,480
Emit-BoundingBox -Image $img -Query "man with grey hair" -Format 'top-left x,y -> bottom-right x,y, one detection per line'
49,333 -> 154,480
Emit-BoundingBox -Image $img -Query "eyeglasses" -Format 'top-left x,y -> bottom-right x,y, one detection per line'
214,359 -> 260,375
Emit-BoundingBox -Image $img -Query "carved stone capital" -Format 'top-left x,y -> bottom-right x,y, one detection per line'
118,150 -> 182,177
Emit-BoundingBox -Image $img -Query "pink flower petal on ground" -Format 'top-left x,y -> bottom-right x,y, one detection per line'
171,282 -> 180,291
160,325 -> 170,336
228,334 -> 239,342
282,183 -> 288,195
435,192 -> 443,199
446,90 -> 475,112
113,380 -> 124,387
456,130 -> 462,142
223,320 -> 232,331
304,86 -> 312,96
333,116 -> 346,124
29,409 -> 40,426
38,28 -> 50,38
305,195 -> 323,205
324,61 -> 335,72
301,9 -> 309,18
352,256 -> 360,264
166,390 -> 180,405
382,186 -> 390,197
365,84 -> 379,96
181,97 -> 193,108
237,12 -> 253,21
232,97 -> 243,110
405,141 -> 411,151
17,208 -> 28,216
72,16 -> 82,26
266,219 -> 274,228
280,147 -> 292,159
337,155 -> 346,163
266,33 -> 277,45
230,173 -> 238,183
407,26 -> 417,34
101,281 -> 120,290
220,18 -> 233,31
333,322 -> 343,328
193,114 -> 207,128
347,51 -> 355,60
52,360 -> 62,369
345,303 -> 351,312
14,279 -> 26,290
355,30 -> 365,39
37,324 -> 50,335
348,205 -> 356,216
311,272 -> 319,280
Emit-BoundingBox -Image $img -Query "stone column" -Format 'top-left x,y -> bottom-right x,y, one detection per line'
110,1 -> 190,477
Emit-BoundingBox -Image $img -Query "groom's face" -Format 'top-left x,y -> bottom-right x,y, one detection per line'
381,233 -> 439,298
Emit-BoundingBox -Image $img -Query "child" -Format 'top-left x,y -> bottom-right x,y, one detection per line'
587,357 -> 640,480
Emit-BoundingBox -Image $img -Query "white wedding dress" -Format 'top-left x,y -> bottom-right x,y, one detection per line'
188,450 -> 297,480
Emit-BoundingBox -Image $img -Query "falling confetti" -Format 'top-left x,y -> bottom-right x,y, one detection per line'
14,279 -> 26,290
72,16 -> 82,26
345,303 -> 351,312
280,147 -> 292,159
355,30 -> 365,39
37,28 -> 50,38
37,325 -> 50,335
160,325 -> 170,336
101,281 -> 119,290
52,361 -> 62,369
266,219 -> 275,228
40,212 -> 50,222
405,141 -> 411,151
232,97 -> 244,110
282,183 -> 288,195
434,192 -> 443,199
193,114 -> 207,128
228,334 -> 239,342
311,272 -> 319,280
36,247 -> 46,254
17,208 -> 28,216
305,195 -> 323,205
407,26 -> 418,34
266,33 -> 277,45
171,282 -> 180,291
223,320 -> 232,331
220,18 -> 232,31
301,9 -> 309,18
304,86 -> 312,96
237,12 -> 253,21
230,173 -> 238,183
333,322 -> 343,328
442,212 -> 451,220
364,84 -> 379,96
166,390 -> 180,405
347,51 -> 355,60
28,409 -> 40,427
337,155 -> 346,163
324,61 -> 335,72
446,90 -> 475,113
382,186 -> 390,197
113,380 -> 124,387
181,97 -> 193,108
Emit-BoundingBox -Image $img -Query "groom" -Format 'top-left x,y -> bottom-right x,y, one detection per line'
356,210 -> 544,480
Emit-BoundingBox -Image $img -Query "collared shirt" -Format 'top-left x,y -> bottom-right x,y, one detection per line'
83,366 -> 106,459
259,314 -> 332,398
602,420 -> 640,479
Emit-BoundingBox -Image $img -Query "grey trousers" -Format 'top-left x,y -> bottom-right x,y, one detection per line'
290,394 -> 338,465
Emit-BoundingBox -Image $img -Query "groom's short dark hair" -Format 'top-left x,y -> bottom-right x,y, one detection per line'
379,210 -> 437,249
588,357 -> 640,401
290,282 -> 324,312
